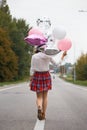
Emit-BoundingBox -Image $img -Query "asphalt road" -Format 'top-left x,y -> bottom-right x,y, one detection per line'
0,75 -> 87,130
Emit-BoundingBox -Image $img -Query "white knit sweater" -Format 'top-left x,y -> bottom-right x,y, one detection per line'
30,52 -> 62,76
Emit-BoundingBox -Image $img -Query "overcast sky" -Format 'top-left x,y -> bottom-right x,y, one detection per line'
7,0 -> 87,64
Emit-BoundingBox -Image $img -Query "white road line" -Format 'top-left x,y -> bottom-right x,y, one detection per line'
65,82 -> 87,91
71,84 -> 87,91
0,84 -> 23,92
34,119 -> 45,130
76,86 -> 87,91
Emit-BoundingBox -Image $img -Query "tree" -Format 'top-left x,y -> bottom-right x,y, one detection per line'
0,28 -> 18,81
0,0 -> 33,81
0,1 -> 12,31
0,0 -> 6,8
76,52 -> 87,80
9,18 -> 32,79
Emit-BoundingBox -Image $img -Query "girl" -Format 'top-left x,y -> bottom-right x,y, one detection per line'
29,44 -> 67,120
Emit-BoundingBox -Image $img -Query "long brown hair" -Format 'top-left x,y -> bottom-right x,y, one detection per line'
35,44 -> 46,53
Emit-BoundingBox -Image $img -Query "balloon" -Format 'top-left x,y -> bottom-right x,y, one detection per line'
45,48 -> 60,55
45,44 -> 61,55
57,38 -> 72,51
52,27 -> 66,39
28,28 -> 44,36
24,34 -> 47,46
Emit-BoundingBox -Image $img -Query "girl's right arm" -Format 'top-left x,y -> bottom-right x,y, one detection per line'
50,51 -> 67,66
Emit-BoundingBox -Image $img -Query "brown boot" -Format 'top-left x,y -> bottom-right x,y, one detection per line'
37,107 -> 43,120
41,112 -> 46,120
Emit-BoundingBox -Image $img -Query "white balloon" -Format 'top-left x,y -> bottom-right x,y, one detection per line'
52,27 -> 66,40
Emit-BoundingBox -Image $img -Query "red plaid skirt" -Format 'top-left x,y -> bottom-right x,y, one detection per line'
30,71 -> 52,92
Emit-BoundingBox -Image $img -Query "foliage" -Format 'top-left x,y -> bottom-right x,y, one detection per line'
76,52 -> 87,80
0,28 -> 18,81
0,0 -> 33,81
9,18 -> 33,79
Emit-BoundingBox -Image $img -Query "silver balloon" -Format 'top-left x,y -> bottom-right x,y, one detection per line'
45,48 -> 61,55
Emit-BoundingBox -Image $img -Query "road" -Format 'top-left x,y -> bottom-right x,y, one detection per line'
0,75 -> 87,130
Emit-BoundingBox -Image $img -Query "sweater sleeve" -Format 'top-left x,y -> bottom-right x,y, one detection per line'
30,56 -> 35,76
50,57 -> 63,66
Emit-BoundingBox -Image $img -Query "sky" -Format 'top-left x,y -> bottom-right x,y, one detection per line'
7,0 -> 87,64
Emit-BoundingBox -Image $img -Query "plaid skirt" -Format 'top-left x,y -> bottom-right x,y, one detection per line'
30,71 -> 52,92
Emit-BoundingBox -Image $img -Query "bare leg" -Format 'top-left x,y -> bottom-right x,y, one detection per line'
36,92 -> 43,120
36,91 -> 48,119
42,91 -> 48,116
36,92 -> 43,110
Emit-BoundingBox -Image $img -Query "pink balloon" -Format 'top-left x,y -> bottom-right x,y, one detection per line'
57,39 -> 72,51
24,34 -> 47,46
28,28 -> 44,36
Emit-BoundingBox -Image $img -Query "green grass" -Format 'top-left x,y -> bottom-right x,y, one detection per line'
72,80 -> 87,86
64,76 -> 87,87
0,77 -> 29,87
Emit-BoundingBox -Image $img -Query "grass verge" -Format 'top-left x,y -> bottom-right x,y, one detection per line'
0,77 -> 29,87
64,77 -> 87,87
